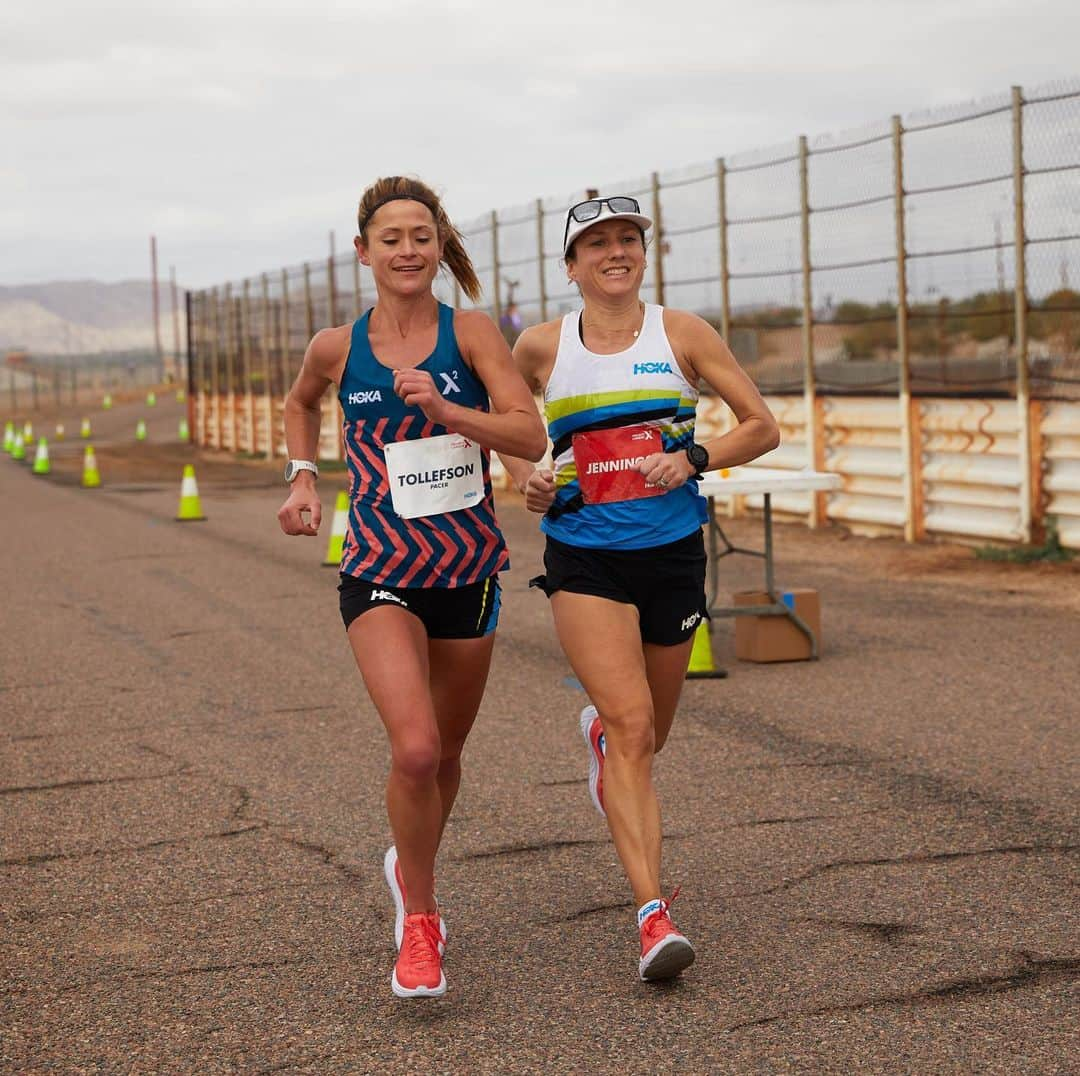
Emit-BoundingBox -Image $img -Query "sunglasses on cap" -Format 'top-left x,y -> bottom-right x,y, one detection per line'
562,196 -> 642,250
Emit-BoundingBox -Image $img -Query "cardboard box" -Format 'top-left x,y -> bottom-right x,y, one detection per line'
733,588 -> 821,663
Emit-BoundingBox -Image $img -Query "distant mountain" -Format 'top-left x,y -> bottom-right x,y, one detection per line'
0,279 -> 187,356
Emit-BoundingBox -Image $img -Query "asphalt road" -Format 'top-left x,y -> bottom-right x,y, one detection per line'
1,398 -> 1077,1074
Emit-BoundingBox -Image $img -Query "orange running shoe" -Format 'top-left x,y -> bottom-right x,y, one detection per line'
579,704 -> 606,817
392,912 -> 447,998
638,890 -> 695,981
383,846 -> 447,953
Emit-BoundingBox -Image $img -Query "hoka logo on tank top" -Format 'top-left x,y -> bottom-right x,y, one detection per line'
336,303 -> 509,587
541,303 -> 708,552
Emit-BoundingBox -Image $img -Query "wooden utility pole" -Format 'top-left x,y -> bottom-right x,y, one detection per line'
150,236 -> 163,379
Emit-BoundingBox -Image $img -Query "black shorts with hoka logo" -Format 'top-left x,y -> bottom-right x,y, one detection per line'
338,575 -> 501,639
531,529 -> 707,646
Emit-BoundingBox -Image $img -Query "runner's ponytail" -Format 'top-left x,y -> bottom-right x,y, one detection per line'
357,177 -> 482,304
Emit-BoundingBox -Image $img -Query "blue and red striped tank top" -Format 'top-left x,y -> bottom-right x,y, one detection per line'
337,303 -> 509,587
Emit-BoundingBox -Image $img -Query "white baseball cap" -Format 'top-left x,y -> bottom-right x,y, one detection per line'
562,196 -> 652,257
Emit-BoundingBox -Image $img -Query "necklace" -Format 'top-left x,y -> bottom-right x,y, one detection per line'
582,302 -> 645,338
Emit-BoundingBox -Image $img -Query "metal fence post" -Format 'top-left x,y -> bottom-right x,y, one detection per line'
893,115 -> 922,542
212,287 -> 223,449
327,255 -> 338,328
262,273 -> 274,460
223,283 -> 236,450
185,289 -> 196,440
651,171 -> 665,306
717,157 -> 731,343
280,270 -> 291,400
242,279 -> 255,451
491,210 -> 502,324
798,136 -> 823,526
536,197 -> 548,322
303,262 -> 314,341
1012,85 -> 1034,543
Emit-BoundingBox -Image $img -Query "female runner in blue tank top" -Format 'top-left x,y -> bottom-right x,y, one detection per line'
278,176 -> 546,999
500,197 -> 779,983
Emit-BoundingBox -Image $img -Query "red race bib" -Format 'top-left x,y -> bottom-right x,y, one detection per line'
572,425 -> 664,505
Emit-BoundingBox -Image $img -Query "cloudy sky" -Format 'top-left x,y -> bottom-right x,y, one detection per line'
2,0 -> 1077,289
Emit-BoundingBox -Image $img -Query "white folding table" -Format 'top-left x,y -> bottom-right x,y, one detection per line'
697,468 -> 842,659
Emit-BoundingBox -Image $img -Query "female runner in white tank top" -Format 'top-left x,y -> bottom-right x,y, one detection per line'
500,196 -> 779,982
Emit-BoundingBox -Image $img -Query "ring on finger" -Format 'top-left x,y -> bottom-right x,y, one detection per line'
658,476 -> 669,487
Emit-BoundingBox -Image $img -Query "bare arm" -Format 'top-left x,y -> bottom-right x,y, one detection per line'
276,326 -> 347,536
496,322 -> 559,512
393,311 -> 547,461
638,311 -> 780,491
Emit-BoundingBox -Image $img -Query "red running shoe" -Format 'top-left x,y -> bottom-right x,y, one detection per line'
638,890 -> 695,981
392,912 -> 447,998
579,704 -> 606,817
383,846 -> 446,953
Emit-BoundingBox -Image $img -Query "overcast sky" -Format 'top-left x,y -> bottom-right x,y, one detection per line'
2,0 -> 1078,290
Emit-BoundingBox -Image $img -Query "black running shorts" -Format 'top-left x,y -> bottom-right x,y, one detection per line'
532,529 -> 707,646
338,574 -> 501,639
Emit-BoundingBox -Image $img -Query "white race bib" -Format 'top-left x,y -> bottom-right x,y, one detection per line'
383,433 -> 485,520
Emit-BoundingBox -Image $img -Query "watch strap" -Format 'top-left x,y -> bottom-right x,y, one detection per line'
286,459 -> 319,482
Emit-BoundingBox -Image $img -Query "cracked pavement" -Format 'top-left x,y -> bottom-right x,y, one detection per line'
1,408 -> 1078,1073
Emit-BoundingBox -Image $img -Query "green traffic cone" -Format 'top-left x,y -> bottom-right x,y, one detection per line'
32,437 -> 50,475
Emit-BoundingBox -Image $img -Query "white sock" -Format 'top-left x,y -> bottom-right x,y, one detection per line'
637,898 -> 664,927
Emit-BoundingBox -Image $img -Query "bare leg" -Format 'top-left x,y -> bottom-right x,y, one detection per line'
645,637 -> 694,753
428,633 -> 496,840
347,607 -> 441,915
550,592 -> 668,907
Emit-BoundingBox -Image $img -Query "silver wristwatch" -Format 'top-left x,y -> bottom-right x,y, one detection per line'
284,459 -> 319,483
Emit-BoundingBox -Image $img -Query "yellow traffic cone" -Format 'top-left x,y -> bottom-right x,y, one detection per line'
82,444 -> 101,488
135,419 -> 147,441
176,388 -> 186,403
175,464 -> 206,522
686,619 -> 727,679
323,490 -> 350,566
32,437 -> 50,475
11,432 -> 26,461
147,391 -> 157,407
81,417 -> 91,439
23,420 -> 33,443
55,422 -> 65,440
102,394 -> 112,410
178,417 -> 190,442
3,421 -> 12,452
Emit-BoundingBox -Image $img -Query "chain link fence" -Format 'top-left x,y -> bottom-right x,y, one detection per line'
4,351 -> 171,413
187,79 -> 1080,548
191,78 -> 1080,403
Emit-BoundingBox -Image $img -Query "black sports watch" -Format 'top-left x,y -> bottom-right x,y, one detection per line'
685,443 -> 709,477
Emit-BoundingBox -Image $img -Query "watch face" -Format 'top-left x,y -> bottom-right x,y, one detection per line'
688,444 -> 709,472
